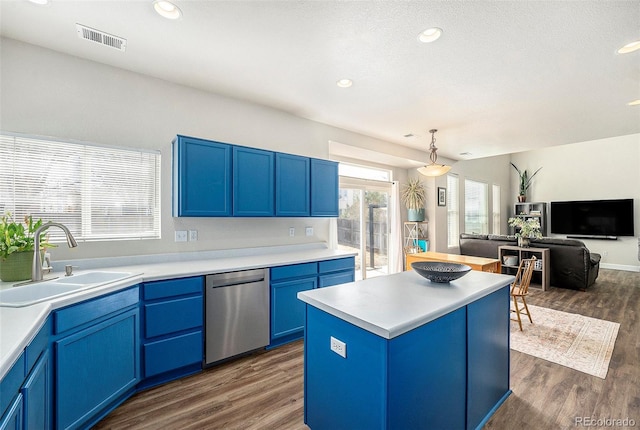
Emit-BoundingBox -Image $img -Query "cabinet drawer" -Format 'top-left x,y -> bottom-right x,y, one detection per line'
271,262 -> 318,281
144,296 -> 203,338
54,287 -> 139,334
319,257 -> 355,274
143,331 -> 202,378
143,277 -> 203,300
318,271 -> 355,288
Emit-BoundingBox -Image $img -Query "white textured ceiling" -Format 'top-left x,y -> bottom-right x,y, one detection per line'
1,0 -> 639,160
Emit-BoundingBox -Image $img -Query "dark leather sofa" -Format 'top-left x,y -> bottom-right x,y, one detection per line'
459,233 -> 601,291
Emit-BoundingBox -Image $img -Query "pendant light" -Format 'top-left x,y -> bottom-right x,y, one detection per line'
417,129 -> 451,177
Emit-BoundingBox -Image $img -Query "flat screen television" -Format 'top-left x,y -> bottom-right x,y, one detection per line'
550,199 -> 635,238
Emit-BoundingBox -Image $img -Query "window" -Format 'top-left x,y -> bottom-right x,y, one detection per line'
447,175 -> 459,248
464,179 -> 488,234
339,162 -> 391,182
492,184 -> 501,234
0,133 -> 161,242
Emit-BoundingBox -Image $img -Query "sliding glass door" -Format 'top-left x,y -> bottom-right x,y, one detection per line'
338,179 -> 391,280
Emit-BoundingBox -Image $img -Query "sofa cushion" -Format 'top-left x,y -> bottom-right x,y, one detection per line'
488,234 -> 517,241
460,233 -> 489,240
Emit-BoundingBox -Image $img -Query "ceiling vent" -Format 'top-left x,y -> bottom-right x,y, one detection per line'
76,24 -> 127,52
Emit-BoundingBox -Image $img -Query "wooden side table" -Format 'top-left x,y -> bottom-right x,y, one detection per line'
498,245 -> 550,291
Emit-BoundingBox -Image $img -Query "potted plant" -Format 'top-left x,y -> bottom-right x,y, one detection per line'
508,217 -> 543,248
401,178 -> 426,221
510,163 -> 542,202
0,213 -> 50,282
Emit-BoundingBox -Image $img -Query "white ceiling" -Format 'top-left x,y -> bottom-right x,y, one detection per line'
1,0 -> 639,160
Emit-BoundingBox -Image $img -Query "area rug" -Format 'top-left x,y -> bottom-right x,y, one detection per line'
510,305 -> 620,379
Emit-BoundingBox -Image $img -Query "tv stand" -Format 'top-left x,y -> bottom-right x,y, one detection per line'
567,235 -> 618,240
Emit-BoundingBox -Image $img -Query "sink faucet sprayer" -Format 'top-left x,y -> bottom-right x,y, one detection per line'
32,222 -> 78,282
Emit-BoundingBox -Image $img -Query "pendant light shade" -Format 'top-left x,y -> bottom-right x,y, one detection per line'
417,129 -> 451,177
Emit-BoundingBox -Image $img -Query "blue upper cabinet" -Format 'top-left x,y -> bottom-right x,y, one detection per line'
172,135 -> 338,218
233,146 -> 275,216
275,153 -> 310,217
310,158 -> 339,217
173,135 -> 232,217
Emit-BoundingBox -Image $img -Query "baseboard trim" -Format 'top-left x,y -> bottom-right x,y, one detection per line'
600,263 -> 640,272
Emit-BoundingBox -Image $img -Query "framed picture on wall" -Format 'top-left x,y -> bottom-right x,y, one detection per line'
438,187 -> 446,206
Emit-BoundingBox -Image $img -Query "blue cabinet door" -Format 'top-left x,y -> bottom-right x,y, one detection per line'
310,159 -> 339,217
55,308 -> 139,430
22,350 -> 50,430
0,394 -> 22,430
173,136 -> 232,217
275,153 -> 310,216
233,146 -> 275,216
271,277 -> 317,341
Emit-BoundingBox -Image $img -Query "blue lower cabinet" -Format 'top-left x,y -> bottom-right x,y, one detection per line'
271,277 -> 317,343
270,258 -> 355,348
0,394 -> 23,430
139,277 -> 204,390
21,350 -> 50,430
55,306 -> 140,430
143,331 -> 203,378
318,256 -> 355,288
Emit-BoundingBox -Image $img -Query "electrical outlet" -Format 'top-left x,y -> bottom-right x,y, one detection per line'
174,230 -> 188,242
289,227 -> 295,237
330,336 -> 346,358
305,227 -> 314,236
188,230 -> 198,241
603,251 -> 608,258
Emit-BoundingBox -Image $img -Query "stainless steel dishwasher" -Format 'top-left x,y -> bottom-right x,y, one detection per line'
205,268 -> 269,365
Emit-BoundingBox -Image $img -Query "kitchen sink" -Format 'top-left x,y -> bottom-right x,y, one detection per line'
0,271 -> 139,307
54,271 -> 134,285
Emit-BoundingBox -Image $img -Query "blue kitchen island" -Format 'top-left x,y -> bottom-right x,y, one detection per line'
297,269 -> 515,430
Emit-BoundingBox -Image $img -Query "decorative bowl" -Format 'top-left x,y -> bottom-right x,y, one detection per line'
411,262 -> 472,283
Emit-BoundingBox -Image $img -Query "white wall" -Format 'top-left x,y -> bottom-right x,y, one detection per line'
510,134 -> 640,270
0,37 -> 415,261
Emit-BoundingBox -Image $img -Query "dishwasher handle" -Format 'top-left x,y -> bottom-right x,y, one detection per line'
206,269 -> 267,288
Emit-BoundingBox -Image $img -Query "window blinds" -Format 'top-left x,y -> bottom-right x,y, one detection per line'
446,174 -> 459,248
464,179 -> 488,235
0,133 -> 161,242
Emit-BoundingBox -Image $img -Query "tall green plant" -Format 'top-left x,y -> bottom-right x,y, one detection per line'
401,178 -> 426,210
510,163 -> 542,196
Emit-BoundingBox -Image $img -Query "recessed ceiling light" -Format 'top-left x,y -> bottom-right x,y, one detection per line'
460,152 -> 472,156
417,28 -> 442,43
628,99 -> 640,106
153,0 -> 182,20
617,40 -> 640,54
28,0 -> 50,4
336,79 -> 353,88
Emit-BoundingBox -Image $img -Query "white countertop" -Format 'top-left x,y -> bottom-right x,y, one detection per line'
0,243 -> 355,380
298,270 -> 515,339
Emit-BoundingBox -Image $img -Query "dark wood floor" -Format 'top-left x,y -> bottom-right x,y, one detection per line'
93,269 -> 640,430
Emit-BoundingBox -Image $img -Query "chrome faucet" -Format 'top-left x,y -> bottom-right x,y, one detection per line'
32,222 -> 78,282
